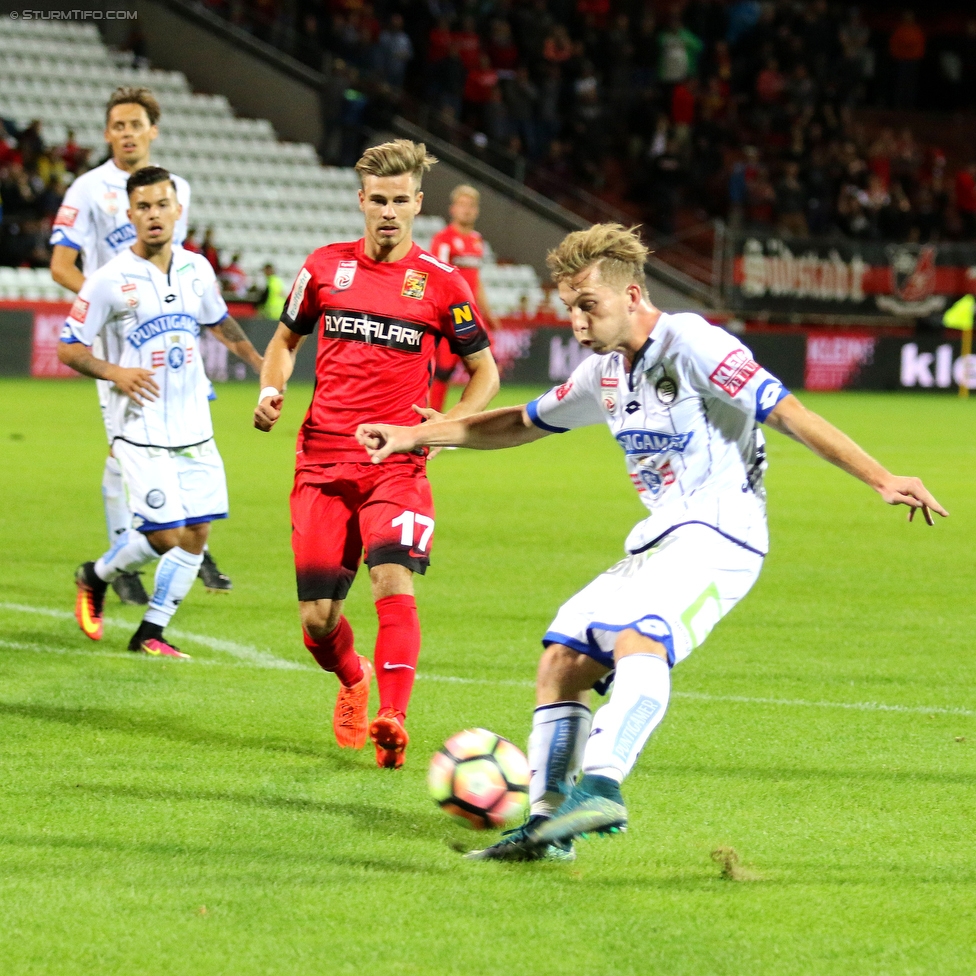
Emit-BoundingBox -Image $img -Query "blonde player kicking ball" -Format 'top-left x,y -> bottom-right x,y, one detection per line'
58,167 -> 262,659
357,223 -> 948,861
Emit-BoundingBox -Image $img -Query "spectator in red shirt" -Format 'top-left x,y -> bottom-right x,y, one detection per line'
220,252 -> 250,299
956,162 -> 976,239
755,58 -> 785,104
542,25 -> 573,64
486,19 -> 519,73
427,17 -> 452,65
201,226 -> 220,272
452,16 -> 482,71
889,10 -> 925,109
670,79 -> 696,129
464,53 -> 500,125
182,226 -> 201,253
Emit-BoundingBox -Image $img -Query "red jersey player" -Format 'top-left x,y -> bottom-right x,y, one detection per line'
428,184 -> 500,411
254,141 -> 499,769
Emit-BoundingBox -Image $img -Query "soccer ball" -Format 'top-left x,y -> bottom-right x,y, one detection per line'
428,728 -> 530,829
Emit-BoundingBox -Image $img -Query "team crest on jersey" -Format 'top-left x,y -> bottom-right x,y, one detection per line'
70,297 -> 89,324
600,378 -> 618,412
655,376 -> 677,404
100,191 -> 119,216
401,270 -> 428,300
449,302 -> 477,337
121,282 -> 139,308
334,260 -> 357,291
54,205 -> 78,228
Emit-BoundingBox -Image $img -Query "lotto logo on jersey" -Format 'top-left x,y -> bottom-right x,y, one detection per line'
54,205 -> 78,228
755,377 -> 788,421
69,297 -> 89,324
709,349 -> 760,397
401,270 -> 428,300
334,260 -> 357,291
449,302 -> 477,337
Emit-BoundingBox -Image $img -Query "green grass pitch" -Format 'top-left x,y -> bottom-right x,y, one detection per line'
1,377 -> 975,975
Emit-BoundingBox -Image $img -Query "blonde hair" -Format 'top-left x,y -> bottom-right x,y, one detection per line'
546,223 -> 649,295
450,184 -> 480,203
355,139 -> 437,188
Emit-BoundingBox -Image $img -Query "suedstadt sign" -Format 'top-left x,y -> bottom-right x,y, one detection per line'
726,234 -> 976,317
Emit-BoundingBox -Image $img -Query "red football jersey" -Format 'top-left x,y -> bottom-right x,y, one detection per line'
430,226 -> 484,292
282,238 -> 490,465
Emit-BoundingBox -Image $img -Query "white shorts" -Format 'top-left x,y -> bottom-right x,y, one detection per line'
113,438 -> 229,532
543,523 -> 763,685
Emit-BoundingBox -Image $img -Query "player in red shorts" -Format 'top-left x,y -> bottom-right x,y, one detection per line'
428,184 -> 500,412
254,141 -> 499,768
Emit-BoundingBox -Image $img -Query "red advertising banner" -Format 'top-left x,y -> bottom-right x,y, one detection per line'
804,334 -> 877,391
30,309 -> 78,378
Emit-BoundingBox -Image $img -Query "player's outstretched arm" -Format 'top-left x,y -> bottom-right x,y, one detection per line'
764,394 -> 948,525
254,322 -> 305,432
57,341 -> 159,404
212,315 -> 264,373
357,405 -> 548,463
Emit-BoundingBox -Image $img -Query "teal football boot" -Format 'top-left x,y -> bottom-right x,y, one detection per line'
527,775 -> 628,846
465,814 -> 576,862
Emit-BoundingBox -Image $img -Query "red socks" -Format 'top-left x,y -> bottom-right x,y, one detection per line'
429,379 -> 449,413
374,594 -> 421,719
303,616 -> 363,687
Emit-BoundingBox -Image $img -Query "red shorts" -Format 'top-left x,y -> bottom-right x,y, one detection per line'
291,459 -> 435,602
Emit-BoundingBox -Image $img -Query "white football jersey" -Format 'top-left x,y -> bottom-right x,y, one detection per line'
49,158 -> 190,276
527,313 -> 790,556
61,245 -> 228,449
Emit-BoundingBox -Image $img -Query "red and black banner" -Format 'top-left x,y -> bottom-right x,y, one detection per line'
724,234 -> 976,317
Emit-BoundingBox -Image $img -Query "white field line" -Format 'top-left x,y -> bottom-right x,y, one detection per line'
0,601 -> 313,671
2,602 -> 973,718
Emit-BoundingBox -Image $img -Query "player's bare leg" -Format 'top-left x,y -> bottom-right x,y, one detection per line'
530,631 -> 670,849
301,597 -> 372,749
368,563 -> 417,769
466,645 -> 607,862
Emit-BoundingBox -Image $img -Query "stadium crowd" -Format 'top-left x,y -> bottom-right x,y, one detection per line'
0,116 -> 281,295
3,2 -> 976,273
199,0 -> 976,241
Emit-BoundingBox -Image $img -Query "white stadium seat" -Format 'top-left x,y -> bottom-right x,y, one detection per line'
0,19 -> 541,308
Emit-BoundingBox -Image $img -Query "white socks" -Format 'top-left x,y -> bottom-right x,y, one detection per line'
102,455 -> 132,546
143,547 -> 204,627
582,654 -> 671,783
94,531 -> 158,582
527,701 -> 592,816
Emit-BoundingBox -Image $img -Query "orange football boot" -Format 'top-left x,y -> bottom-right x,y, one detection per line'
369,708 -> 409,769
74,563 -> 106,641
333,656 -> 373,749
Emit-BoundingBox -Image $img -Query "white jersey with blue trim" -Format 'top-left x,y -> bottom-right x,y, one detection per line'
61,245 -> 228,449
527,312 -> 789,556
49,158 -> 190,275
